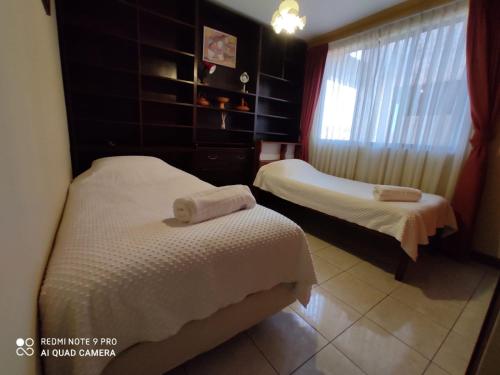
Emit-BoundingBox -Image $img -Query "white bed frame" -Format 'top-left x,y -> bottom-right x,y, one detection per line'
102,283 -> 296,374
254,141 -> 419,281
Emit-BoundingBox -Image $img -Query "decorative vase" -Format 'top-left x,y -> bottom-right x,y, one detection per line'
221,112 -> 227,130
197,95 -> 210,106
235,98 -> 250,112
217,96 -> 230,109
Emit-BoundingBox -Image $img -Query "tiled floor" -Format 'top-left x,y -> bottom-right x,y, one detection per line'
167,233 -> 499,375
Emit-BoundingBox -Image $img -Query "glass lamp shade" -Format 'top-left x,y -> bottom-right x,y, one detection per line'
271,0 -> 306,34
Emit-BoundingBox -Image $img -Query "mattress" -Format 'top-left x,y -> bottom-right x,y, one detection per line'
39,156 -> 316,375
254,159 -> 457,260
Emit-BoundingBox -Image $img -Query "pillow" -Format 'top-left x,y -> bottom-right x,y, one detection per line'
77,156 -> 184,185
263,158 -> 315,176
91,156 -> 168,171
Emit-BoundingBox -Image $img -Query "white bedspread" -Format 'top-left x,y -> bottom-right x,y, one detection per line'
254,159 -> 457,260
39,157 -> 316,375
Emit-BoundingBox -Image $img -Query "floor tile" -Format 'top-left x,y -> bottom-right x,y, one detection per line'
333,318 -> 428,375
248,308 -> 327,374
291,287 -> 362,341
452,301 -> 488,340
311,255 -> 343,284
452,270 -> 500,339
390,283 -> 466,329
293,344 -> 365,375
366,297 -> 448,359
321,273 -> 386,314
424,363 -> 450,375
348,261 -> 401,294
315,246 -> 362,271
468,270 -> 499,308
433,331 -> 476,375
404,256 -> 485,303
185,334 -> 276,375
305,234 -> 331,253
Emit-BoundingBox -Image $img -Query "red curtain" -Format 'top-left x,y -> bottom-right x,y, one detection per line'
300,44 -> 328,161
451,0 -> 500,255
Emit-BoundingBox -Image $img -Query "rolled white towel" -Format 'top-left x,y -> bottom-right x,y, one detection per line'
174,185 -> 256,224
373,185 -> 422,202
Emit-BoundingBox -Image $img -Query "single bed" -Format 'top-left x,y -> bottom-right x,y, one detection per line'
253,142 -> 457,279
39,156 -> 316,375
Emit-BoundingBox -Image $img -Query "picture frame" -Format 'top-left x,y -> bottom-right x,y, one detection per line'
202,26 -> 237,69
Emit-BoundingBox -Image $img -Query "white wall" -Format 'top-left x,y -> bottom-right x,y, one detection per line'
0,0 -> 72,374
474,121 -> 500,259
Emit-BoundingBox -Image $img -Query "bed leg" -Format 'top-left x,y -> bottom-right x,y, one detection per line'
395,252 -> 410,281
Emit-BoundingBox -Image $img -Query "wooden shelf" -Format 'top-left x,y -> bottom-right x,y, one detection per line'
142,74 -> 194,85
257,113 -> 294,120
256,131 -> 289,136
195,141 -> 252,147
137,7 -> 196,29
64,20 -> 137,44
196,105 -> 255,115
197,127 -> 254,134
141,95 -> 195,107
197,83 -> 256,97
143,123 -> 193,129
140,41 -> 195,58
67,59 -> 137,75
75,118 -> 139,126
71,89 -> 137,101
259,95 -> 296,104
259,72 -> 293,83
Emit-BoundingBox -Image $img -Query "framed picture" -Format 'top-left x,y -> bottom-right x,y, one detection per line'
41,0 -> 51,15
202,26 -> 237,69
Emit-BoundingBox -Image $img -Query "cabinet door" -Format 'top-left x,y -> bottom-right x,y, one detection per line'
194,147 -> 253,186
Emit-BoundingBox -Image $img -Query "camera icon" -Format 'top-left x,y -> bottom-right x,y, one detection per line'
16,338 -> 35,357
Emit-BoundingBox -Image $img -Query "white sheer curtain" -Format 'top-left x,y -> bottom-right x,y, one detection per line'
309,1 -> 470,199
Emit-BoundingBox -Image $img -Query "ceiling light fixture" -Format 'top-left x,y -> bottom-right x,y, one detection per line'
271,0 -> 306,35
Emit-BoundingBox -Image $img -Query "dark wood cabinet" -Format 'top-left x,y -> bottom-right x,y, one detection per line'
193,147 -> 253,186
56,0 -> 306,183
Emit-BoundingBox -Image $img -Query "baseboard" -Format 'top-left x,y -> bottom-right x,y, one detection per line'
471,250 -> 500,269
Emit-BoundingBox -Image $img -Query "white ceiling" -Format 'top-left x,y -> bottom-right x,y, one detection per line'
211,0 -> 405,40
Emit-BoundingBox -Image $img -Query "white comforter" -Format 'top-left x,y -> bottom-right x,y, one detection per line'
254,159 -> 457,261
39,156 -> 316,375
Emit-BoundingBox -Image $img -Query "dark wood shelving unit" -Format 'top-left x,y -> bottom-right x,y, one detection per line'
258,113 -> 295,120
259,72 -> 294,83
56,0 -> 306,185
136,6 -> 196,29
197,83 -> 257,97
197,106 -> 255,115
258,95 -> 296,104
139,42 -> 195,58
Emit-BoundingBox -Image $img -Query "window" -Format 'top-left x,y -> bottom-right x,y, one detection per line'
309,1 -> 470,198
319,19 -> 468,150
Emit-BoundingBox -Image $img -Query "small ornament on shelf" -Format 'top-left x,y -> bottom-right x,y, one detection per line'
235,98 -> 250,112
216,96 -> 230,109
220,112 -> 227,130
197,94 -> 210,106
240,72 -> 249,93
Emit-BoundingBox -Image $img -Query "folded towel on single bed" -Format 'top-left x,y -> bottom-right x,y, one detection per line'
373,185 -> 422,202
174,184 -> 256,224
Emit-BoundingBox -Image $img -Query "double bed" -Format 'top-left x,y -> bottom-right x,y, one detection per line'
253,142 -> 457,280
39,156 -> 316,375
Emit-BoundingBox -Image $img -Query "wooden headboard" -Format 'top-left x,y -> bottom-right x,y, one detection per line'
255,141 -> 303,170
